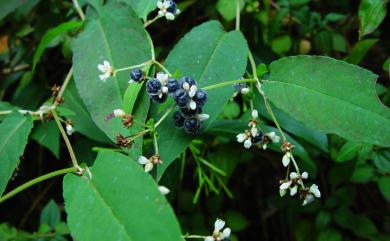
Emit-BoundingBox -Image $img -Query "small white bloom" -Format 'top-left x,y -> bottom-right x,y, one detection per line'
144,162 -> 154,172
97,60 -> 114,81
252,109 -> 258,119
279,188 -> 287,197
156,72 -> 169,85
189,100 -> 197,110
282,152 -> 291,167
250,126 -> 258,137
66,124 -> 73,136
182,82 -> 190,91
301,172 -> 309,179
113,109 -> 126,117
188,85 -> 197,98
197,113 -> 210,121
241,87 -> 250,94
280,181 -> 292,190
290,185 -> 298,196
161,86 -> 169,94
309,184 -> 321,198
222,228 -> 231,238
289,172 -> 299,179
302,193 -> 315,206
158,186 -> 170,195
157,0 -> 179,20
244,139 -> 252,149
214,219 -> 225,232
236,133 -> 246,143
138,156 -> 149,165
267,132 -> 280,143
204,237 -> 214,241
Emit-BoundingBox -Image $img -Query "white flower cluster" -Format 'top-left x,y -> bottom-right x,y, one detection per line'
138,155 -> 163,172
157,0 -> 180,20
205,219 -> 231,241
97,60 -> 114,81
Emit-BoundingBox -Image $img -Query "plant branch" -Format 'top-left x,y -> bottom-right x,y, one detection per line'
0,167 -> 77,204
236,0 -> 241,31
115,60 -> 153,73
72,0 -> 85,20
144,15 -> 162,28
153,60 -> 171,75
202,78 -> 256,91
154,105 -> 175,128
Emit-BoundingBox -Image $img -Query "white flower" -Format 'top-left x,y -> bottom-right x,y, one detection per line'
309,184 -> 321,198
267,132 -> 280,143
113,109 -> 126,117
301,172 -> 309,179
214,219 -> 225,232
236,133 -> 246,143
241,87 -> 250,94
302,184 -> 321,206
157,0 -> 180,20
138,156 -> 153,172
252,109 -> 258,119
279,188 -> 287,197
66,124 -> 73,136
250,126 -> 258,137
282,152 -> 291,167
302,193 -> 315,206
280,181 -> 292,190
290,185 -> 298,196
158,186 -> 170,195
244,139 -> 252,149
222,228 -> 231,238
97,60 -> 114,81
289,172 -> 299,179
197,113 -> 210,121
156,72 -> 169,85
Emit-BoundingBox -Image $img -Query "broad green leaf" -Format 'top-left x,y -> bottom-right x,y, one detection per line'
344,39 -> 378,64
62,81 -> 109,143
63,151 -> 182,241
40,200 -> 61,229
156,21 -> 248,179
335,141 -> 361,162
378,176 -> 390,201
358,0 -> 389,39
350,165 -> 375,183
123,83 -> 143,114
0,113 -> 33,196
263,56 -> 390,147
373,150 -> 390,173
118,0 -> 158,20
32,21 -> 83,72
216,0 -> 245,21
72,2 -> 152,141
31,121 -> 60,158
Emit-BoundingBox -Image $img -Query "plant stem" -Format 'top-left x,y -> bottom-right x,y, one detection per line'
115,60 -> 153,73
153,60 -> 171,75
236,0 -> 241,31
154,105 -> 175,128
0,167 -> 77,204
144,15 -> 162,27
202,78 -> 257,91
57,67 -> 73,100
52,110 -> 81,170
153,132 -> 159,154
72,0 -> 85,20
248,50 -> 259,82
129,129 -> 152,141
182,235 -> 207,239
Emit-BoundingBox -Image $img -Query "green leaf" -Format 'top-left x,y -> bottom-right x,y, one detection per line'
156,21 -> 248,179
263,56 -> 390,147
72,2 -> 152,141
0,113 -> 33,196
358,0 -> 389,39
335,141 -> 361,162
0,0 -> 28,20
344,39 -> 378,65
317,229 -> 342,241
373,150 -> 390,173
119,0 -> 158,21
63,151 -> 182,241
32,21 -> 83,72
350,165 -> 375,183
221,102 -> 240,119
216,0 -> 245,21
62,80 -> 109,143
271,35 -> 292,55
378,176 -> 390,201
31,121 -> 60,158
40,200 -> 61,229
123,83 -> 143,114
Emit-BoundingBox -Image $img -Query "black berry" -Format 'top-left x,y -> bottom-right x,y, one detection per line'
179,76 -> 197,87
173,89 -> 189,107
167,78 -> 180,93
252,132 -> 264,144
167,0 -> 177,14
193,89 -> 208,106
173,111 -> 185,127
183,117 -> 201,135
181,107 -> 202,117
130,68 -> 144,82
146,78 -> 162,95
150,93 -> 168,103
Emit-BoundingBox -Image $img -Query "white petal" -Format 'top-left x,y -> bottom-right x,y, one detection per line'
279,181 -> 292,190
310,184 -> 321,198
262,144 -> 267,150
252,109 -> 258,119
197,114 -> 209,121
189,100 -> 197,110
189,85 -> 197,97
113,109 -> 125,117
158,186 -> 170,195
158,10 -> 164,16
145,162 -> 154,172
163,0 -> 170,8
302,194 -> 315,206
279,188 -> 287,197
282,152 -> 291,167
241,87 -> 250,94
128,79 -> 134,84
182,82 -> 190,91
99,74 -> 107,81
301,172 -> 309,179
222,228 -> 231,238
165,12 -> 175,20
244,139 -> 252,149
236,133 -> 246,143
97,64 -> 106,73
289,172 -> 299,179
214,219 -> 225,232
157,0 -> 163,9
103,60 -> 111,68
205,237 -> 214,241
175,9 -> 181,14
138,156 -> 149,165
290,185 -> 298,196
251,127 -> 258,137
162,86 -> 169,93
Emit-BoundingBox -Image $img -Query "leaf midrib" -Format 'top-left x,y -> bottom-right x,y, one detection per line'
268,81 -> 390,122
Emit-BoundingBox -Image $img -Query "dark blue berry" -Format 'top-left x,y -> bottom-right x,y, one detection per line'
252,132 -> 264,144
183,117 -> 201,135
167,0 -> 177,14
234,82 -> 247,92
173,89 -> 189,108
130,68 -> 144,82
179,76 -> 197,87
193,89 -> 208,106
181,107 -> 202,117
150,93 -> 168,103
173,111 -> 185,127
146,79 -> 162,95
167,78 -> 180,93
